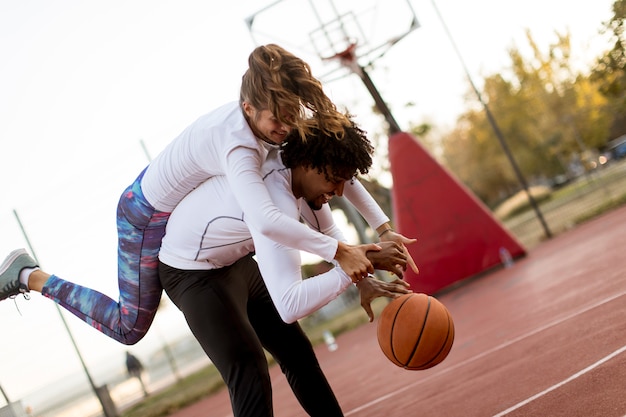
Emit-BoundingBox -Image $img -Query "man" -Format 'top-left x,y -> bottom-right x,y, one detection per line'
125,351 -> 148,397
158,118 -> 412,417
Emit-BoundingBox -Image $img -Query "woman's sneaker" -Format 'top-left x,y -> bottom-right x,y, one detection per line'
0,249 -> 38,300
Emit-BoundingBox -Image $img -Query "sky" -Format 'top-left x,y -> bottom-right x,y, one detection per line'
0,0 -> 616,409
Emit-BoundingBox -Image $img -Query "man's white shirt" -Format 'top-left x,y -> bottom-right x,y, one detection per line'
141,101 -> 388,263
160,149 -> 355,323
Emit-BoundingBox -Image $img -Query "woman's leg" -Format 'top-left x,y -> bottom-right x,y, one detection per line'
40,169 -> 168,344
160,256 -> 273,417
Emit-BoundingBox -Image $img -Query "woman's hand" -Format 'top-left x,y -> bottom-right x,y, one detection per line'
334,241 -> 379,283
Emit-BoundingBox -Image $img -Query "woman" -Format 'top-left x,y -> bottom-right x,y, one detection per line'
0,44 -> 416,344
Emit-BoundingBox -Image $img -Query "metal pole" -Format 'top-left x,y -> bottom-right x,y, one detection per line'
13,210 -> 118,417
139,139 -> 152,162
354,64 -> 402,135
0,384 -> 10,404
431,0 -> 552,239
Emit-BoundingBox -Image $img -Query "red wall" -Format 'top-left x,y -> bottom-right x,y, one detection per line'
388,132 -> 526,294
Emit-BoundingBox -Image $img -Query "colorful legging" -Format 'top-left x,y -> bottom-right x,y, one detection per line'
41,168 -> 170,344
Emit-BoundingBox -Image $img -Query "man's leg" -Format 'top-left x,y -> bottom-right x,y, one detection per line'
246,264 -> 344,417
160,256 -> 273,417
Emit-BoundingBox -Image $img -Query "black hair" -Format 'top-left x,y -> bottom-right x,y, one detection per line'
280,117 -> 374,182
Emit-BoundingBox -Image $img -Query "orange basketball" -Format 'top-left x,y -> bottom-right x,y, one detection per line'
377,293 -> 455,370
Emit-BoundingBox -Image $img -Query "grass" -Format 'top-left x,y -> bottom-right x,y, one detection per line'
499,161 -> 626,249
121,366 -> 224,417
493,185 -> 552,220
573,190 -> 626,224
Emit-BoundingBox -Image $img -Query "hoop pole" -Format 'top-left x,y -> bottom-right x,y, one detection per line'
354,64 -> 402,135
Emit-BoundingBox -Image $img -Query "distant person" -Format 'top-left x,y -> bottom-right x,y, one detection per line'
0,44 -> 417,345
125,351 -> 148,397
159,118 -> 413,417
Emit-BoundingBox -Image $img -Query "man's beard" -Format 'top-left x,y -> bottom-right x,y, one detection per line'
306,200 -> 323,211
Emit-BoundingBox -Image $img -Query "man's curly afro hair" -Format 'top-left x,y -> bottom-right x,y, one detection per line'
280,117 -> 374,182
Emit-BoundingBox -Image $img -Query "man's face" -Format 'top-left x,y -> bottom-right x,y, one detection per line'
243,102 -> 292,144
299,166 -> 349,210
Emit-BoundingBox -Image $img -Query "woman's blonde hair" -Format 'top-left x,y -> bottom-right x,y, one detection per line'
240,44 -> 349,140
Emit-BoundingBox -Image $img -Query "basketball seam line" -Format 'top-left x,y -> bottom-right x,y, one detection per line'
405,296 -> 431,369
414,308 -> 454,370
390,294 -> 413,366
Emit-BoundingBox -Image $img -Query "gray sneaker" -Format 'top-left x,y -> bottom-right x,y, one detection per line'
0,249 -> 38,300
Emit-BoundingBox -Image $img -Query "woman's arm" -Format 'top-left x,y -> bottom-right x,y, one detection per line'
225,147 -> 378,281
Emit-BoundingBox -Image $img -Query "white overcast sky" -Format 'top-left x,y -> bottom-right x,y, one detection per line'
0,0 -> 615,407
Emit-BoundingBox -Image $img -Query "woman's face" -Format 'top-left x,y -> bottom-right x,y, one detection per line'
242,102 -> 292,144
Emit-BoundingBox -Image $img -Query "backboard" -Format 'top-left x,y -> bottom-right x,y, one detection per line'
245,0 -> 419,80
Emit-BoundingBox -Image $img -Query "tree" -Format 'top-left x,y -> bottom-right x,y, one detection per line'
434,30 -> 611,207
592,0 -> 626,138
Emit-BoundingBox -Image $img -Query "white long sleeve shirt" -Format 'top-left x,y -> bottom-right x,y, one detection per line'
141,101 -> 389,262
160,150 -> 357,323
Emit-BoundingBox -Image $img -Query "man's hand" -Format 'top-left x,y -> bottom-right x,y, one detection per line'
356,276 -> 412,322
378,229 -> 419,274
366,241 -> 408,278
334,241 -> 379,283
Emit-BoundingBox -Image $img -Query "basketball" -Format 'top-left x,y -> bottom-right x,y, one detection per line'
377,293 -> 455,370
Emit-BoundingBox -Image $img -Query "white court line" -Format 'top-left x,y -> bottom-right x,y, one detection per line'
345,290 -> 626,416
492,344 -> 626,416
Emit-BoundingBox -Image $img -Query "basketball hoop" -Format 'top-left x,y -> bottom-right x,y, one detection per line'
322,41 -> 362,75
245,0 -> 420,82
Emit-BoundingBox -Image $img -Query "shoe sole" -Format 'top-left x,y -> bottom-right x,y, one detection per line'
0,249 -> 28,275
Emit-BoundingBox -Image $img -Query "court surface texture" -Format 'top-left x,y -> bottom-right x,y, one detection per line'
170,204 -> 626,417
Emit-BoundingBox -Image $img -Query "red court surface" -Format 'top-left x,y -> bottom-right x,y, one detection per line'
169,205 -> 626,417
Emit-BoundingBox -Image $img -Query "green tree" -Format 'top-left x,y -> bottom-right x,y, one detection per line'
592,0 -> 626,138
436,30 -> 611,207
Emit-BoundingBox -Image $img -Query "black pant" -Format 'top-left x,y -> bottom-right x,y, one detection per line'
159,254 -> 343,417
